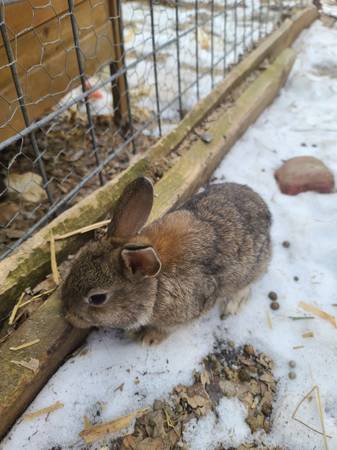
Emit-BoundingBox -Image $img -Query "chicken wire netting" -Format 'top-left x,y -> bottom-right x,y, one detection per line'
0,0 -> 309,260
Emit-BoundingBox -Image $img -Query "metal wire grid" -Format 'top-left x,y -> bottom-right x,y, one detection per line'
0,0 -> 308,260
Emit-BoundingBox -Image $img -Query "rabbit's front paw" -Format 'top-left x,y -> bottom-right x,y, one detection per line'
134,326 -> 168,345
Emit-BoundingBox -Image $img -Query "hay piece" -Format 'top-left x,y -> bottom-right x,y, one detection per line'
24,401 -> 64,420
10,339 -> 40,351
288,316 -> 315,320
113,383 -> 125,393
18,288 -> 56,309
299,302 -> 336,328
292,385 -> 331,445
11,358 -> 39,373
266,311 -> 273,329
0,330 -> 14,345
316,385 -> 329,450
8,292 -> 25,325
54,219 -> 110,240
302,331 -> 314,338
79,408 -> 150,444
83,416 -> 92,429
293,345 -> 304,350
50,232 -> 61,285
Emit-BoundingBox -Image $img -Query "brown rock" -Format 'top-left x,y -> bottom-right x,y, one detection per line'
275,156 -> 335,195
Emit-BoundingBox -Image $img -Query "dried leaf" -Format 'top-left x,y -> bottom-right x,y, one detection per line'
135,437 -> 165,450
11,357 -> 40,373
24,401 -> 64,420
7,172 -> 47,203
199,28 -> 210,50
79,407 -> 150,444
175,383 -> 211,415
299,301 -> 337,328
200,371 -> 210,386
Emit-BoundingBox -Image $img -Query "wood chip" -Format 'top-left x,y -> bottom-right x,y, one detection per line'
10,339 -> 40,351
54,219 -> 110,240
302,331 -> 314,338
8,292 -> 25,325
11,357 -> 40,373
80,408 -> 150,444
50,232 -> 61,285
299,301 -> 337,329
24,401 -> 64,420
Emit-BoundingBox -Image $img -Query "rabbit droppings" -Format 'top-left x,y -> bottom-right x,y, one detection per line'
62,177 -> 271,345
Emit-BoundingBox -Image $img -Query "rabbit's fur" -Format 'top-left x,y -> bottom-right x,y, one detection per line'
62,177 -> 271,344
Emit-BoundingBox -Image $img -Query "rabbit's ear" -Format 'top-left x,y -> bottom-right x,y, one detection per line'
121,246 -> 161,277
108,177 -> 153,238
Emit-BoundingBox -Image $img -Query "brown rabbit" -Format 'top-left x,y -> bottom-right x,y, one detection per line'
62,177 -> 271,345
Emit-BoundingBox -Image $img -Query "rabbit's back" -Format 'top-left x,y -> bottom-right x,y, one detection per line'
178,182 -> 272,293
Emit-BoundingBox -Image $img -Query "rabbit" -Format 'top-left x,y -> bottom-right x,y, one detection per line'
62,176 -> 272,345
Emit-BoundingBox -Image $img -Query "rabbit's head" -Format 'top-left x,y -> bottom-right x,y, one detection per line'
61,177 -> 161,330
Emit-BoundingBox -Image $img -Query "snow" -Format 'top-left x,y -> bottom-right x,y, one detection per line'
184,398 -> 251,449
62,0 -> 286,133
2,18 -> 337,450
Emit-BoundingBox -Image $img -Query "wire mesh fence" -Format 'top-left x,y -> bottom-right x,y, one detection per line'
0,0 -> 309,260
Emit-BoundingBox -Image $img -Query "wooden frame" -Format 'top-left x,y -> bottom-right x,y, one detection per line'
0,0 -> 127,142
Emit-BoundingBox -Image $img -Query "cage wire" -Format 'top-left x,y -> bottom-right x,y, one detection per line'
0,0 -> 308,260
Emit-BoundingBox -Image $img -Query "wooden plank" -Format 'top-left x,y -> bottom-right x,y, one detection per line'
0,0 -> 113,142
0,47 -> 296,439
1,0 -> 84,40
0,6 -> 318,319
0,0 -> 108,89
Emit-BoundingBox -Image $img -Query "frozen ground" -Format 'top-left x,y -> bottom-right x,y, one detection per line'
2,18 -> 337,450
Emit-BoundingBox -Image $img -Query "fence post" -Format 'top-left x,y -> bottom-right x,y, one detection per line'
108,0 -> 133,134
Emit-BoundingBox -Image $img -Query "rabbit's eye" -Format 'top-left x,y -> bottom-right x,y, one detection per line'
88,293 -> 107,306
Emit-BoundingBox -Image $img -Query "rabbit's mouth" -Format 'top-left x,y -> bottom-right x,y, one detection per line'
65,311 -> 93,329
